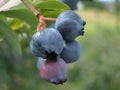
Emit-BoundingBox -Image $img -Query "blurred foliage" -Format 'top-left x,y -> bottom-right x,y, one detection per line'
82,1 -> 106,10
0,0 -> 120,90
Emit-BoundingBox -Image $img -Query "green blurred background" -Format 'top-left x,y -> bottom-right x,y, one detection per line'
0,0 -> 120,90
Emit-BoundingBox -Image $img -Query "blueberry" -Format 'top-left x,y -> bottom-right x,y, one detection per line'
55,10 -> 84,25
55,18 -> 84,41
37,57 -> 46,69
55,10 -> 85,41
39,56 -> 67,85
58,0 -> 79,10
60,40 -> 81,63
30,28 -> 65,59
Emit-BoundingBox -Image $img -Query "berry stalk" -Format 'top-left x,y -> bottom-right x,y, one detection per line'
21,0 -> 56,29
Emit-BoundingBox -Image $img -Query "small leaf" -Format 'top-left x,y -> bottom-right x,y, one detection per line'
35,1 -> 70,17
9,18 -> 25,30
0,9 -> 38,29
0,20 -> 21,55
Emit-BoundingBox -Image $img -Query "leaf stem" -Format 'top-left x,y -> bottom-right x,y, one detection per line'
20,0 -> 40,16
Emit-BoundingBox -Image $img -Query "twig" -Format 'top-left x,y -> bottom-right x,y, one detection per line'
20,0 -> 40,16
20,0 -> 56,30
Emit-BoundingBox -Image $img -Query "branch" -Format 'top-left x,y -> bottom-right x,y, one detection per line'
20,0 -> 40,16
20,0 -> 56,30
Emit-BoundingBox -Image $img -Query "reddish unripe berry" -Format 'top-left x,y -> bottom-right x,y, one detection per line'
39,56 -> 67,85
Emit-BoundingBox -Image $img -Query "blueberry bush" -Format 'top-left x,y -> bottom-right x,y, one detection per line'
0,0 -> 86,87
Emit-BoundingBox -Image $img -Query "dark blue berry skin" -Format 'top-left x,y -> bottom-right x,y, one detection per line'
30,28 -> 65,59
59,0 -> 79,10
60,40 -> 81,63
55,10 -> 84,25
55,10 -> 85,41
55,18 -> 84,41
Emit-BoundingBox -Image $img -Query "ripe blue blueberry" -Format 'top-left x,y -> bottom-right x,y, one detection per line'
30,28 -> 65,59
55,10 -> 84,25
60,40 -> 81,63
55,18 -> 84,41
58,0 -> 79,10
55,10 -> 85,41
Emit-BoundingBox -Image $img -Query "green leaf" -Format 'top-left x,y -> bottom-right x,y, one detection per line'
35,1 -> 70,17
0,20 -> 21,55
0,9 -> 38,29
9,18 -> 25,30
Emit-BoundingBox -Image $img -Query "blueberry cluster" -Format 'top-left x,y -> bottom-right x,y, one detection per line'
55,10 -> 86,63
30,10 -> 86,85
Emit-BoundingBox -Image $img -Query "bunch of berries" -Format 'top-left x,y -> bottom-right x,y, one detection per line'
30,10 -> 86,85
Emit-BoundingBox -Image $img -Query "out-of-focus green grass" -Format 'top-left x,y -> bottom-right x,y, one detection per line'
74,9 -> 120,90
